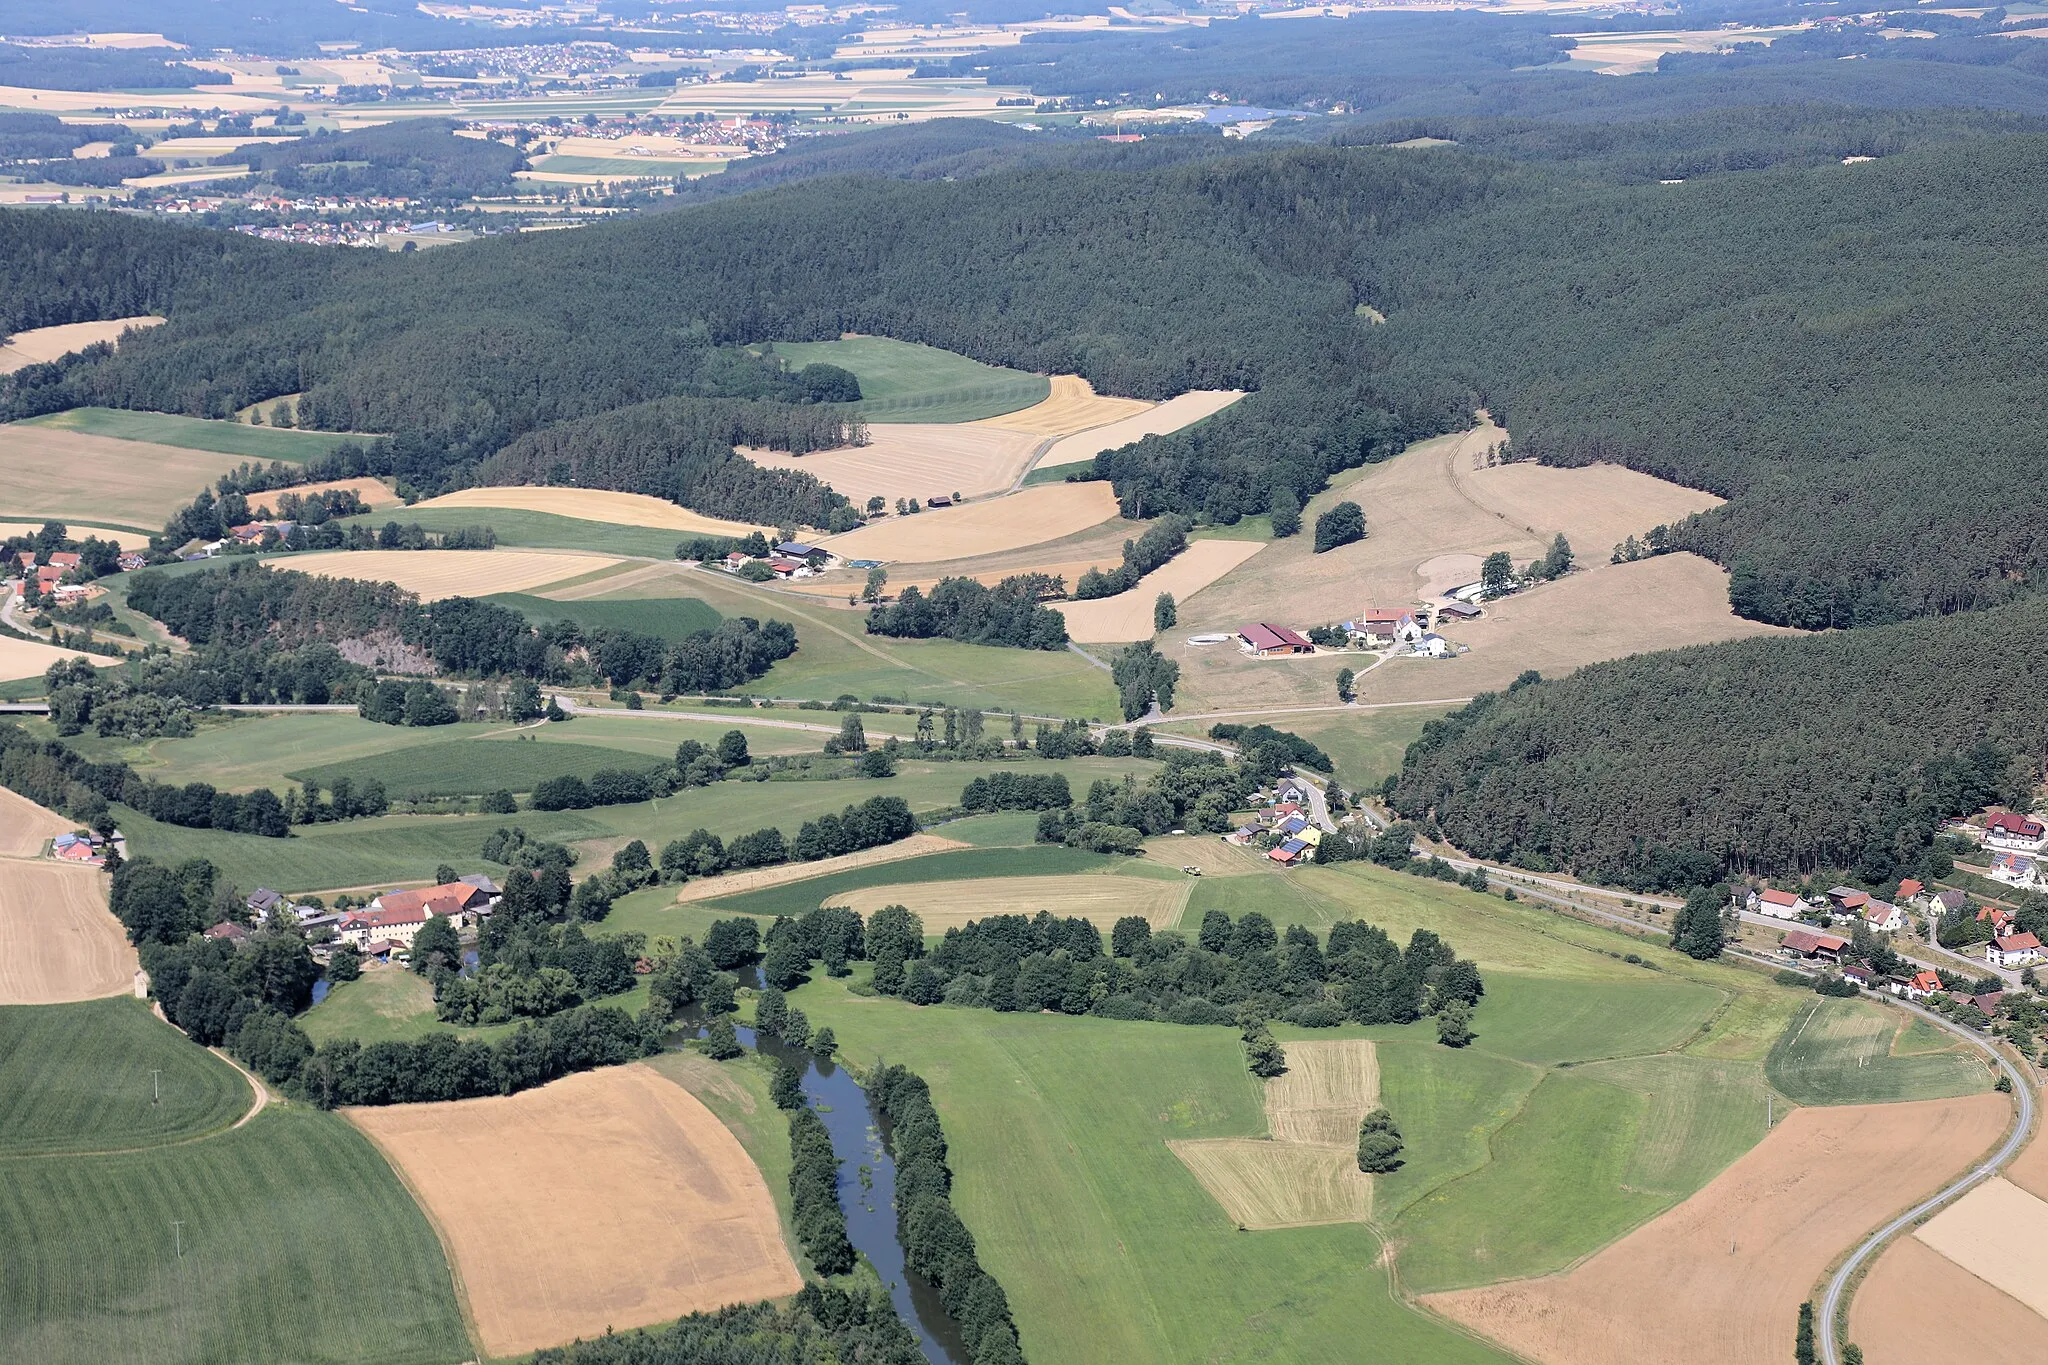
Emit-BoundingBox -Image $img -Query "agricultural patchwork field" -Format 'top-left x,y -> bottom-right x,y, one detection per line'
693,844 -> 1128,920
0,520 -> 151,548
271,548 -> 624,597
1423,1093 -> 2013,1365
1035,390 -> 1245,469
971,374 -> 1153,436
762,336 -> 1049,423
816,482 -> 1120,561
409,485 -> 770,538
20,406 -> 360,461
1912,1177 -> 2048,1321
1055,538 -> 1264,643
0,425 -> 258,528
348,1062 -> 799,1357
745,423 -> 1044,506
0,784 -> 77,858
0,318 -> 162,374
669,831 -> 970,906
1851,1234 -> 2048,1362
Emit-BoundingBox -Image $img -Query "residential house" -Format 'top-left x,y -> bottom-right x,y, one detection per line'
723,551 -> 752,572
1267,838 -> 1311,865
1353,608 -> 1407,646
203,921 -> 250,944
1236,623 -> 1314,657
1966,991 -> 2005,1018
46,551 -> 80,571
1897,878 -> 1925,903
1841,964 -> 1876,987
1990,852 -> 2043,890
1780,929 -> 1848,962
1977,905 -> 2017,935
1860,899 -> 1905,933
1987,931 -> 2044,968
1416,632 -> 1452,658
1749,887 -> 1813,920
1825,887 -> 1870,922
246,888 -> 288,918
1899,969 -> 1945,1001
1932,889 -> 1967,918
1984,812 -> 2046,851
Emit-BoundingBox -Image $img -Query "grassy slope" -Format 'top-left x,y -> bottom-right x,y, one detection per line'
339,506 -> 690,559
1764,996 -> 1991,1104
486,591 -> 720,640
0,1107 -> 470,1365
799,976 -> 1509,1365
695,844 -> 1124,918
20,408 -> 357,461
300,963 -> 650,1046
764,337 -> 1049,423
289,736 -> 672,798
0,999 -> 249,1156
1269,708 -> 1443,794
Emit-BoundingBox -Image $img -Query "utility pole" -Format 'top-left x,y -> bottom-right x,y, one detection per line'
152,1069 -> 161,1106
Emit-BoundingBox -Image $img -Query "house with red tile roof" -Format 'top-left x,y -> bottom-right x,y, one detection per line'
1984,811 -> 2046,851
1897,878 -> 1925,902
1749,887 -> 1813,920
1987,931 -> 2043,968
1899,969 -> 1945,1000
1781,929 -> 1849,962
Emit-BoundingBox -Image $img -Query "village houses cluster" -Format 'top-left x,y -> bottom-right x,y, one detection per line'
200,877 -> 503,964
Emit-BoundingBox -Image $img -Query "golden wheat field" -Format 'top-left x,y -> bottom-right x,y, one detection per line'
1850,1235 -> 2048,1363
817,484 -> 1121,561
0,425 -> 254,527
1265,1040 -> 1383,1147
744,425 -> 1043,506
828,874 -> 1192,931
273,549 -> 623,596
971,375 -> 1154,436
1036,390 -> 1245,470
1168,1139 -> 1373,1230
1913,1178 -> 2048,1321
0,861 -> 139,1006
408,487 -> 771,538
1055,539 -> 1265,644
0,520 -> 151,549
251,477 -> 401,513
0,317 -> 163,374
0,635 -> 114,684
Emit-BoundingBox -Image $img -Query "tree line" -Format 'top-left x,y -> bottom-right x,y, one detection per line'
866,576 -> 1069,650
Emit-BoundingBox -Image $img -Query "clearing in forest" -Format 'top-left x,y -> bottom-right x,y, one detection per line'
348,1062 -> 799,1358
829,873 -> 1192,931
762,336 -> 1049,423
408,486 -> 769,538
1422,1093 -> 2011,1365
1055,539 -> 1264,643
1850,1233 -> 2048,1362
272,548 -> 624,597
1913,1178 -> 2048,1321
1035,390 -> 1246,470
817,482 -> 1120,561
0,317 -> 162,373
0,862 -> 140,1005
0,425 -> 258,527
1171,1039 -> 1379,1229
743,424 -> 1043,506
1459,459 -> 1722,560
971,375 -> 1154,436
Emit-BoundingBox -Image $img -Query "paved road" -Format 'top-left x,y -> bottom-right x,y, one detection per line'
1816,1000 -> 2034,1364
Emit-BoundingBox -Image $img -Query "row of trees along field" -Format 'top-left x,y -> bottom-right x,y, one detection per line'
1390,598 -> 2048,885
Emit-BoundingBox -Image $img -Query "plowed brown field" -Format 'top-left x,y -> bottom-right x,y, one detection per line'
1423,1094 -> 2011,1365
349,1063 -> 799,1357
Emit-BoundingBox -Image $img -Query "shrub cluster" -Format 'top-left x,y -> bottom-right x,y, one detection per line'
960,771 -> 1072,812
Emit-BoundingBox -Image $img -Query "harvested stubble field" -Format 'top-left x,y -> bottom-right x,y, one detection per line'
779,555 -> 1110,599
272,548 -> 623,597
828,871 -> 1193,930
2007,1115 -> 2048,1201
349,1062 -> 800,1357
1171,1039 -> 1379,1230
1460,459 -> 1723,559
1912,1177 -> 2048,1320
409,486 -> 769,538
0,317 -> 161,373
1850,1232 -> 2048,1362
816,482 -> 1120,561
745,424 -> 1043,506
0,863 -> 138,1005
1423,1094 -> 2013,1365
971,375 -> 1153,436
1056,539 -> 1265,643
0,785 -> 80,858
671,832 -> 970,904
0,520 -> 150,548
252,476 -> 399,512
1036,390 -> 1245,469
1171,422 -> 1784,714
0,425 -> 257,527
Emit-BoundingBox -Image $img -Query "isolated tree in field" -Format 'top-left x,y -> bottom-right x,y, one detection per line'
863,566 -> 888,601
1357,1107 -> 1404,1172
1541,534 -> 1574,579
716,729 -> 750,767
1436,999 -> 1474,1048
1269,486 -> 1301,538
865,495 -> 886,516
1313,501 -> 1365,553
837,713 -> 867,752
1672,885 -> 1727,960
1335,667 -> 1355,703
1154,592 -> 1177,632
1244,1024 -> 1287,1077
411,915 -> 461,977
1481,551 -> 1516,596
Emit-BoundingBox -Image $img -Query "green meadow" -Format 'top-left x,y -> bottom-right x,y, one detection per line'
298,964 -> 651,1046
341,506 -> 690,559
486,591 -> 721,640
22,407 -> 359,461
0,999 -> 467,1365
1764,996 -> 1991,1104
761,336 -> 1049,423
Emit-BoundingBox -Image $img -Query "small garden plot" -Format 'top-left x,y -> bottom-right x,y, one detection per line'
272,548 -> 623,597
832,873 -> 1193,932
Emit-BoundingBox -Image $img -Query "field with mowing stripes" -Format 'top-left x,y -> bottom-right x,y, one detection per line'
764,337 -> 1048,423
1765,996 -> 1989,1104
831,872 -> 1192,931
343,505 -> 691,559
290,736 -> 665,798
0,425 -> 258,527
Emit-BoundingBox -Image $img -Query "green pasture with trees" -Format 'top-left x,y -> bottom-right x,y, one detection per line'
760,336 -> 1049,423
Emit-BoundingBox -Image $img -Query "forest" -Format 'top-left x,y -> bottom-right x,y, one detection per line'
228,120 -> 523,200
866,577 -> 1069,650
0,42 -> 227,91
1390,599 -> 2048,885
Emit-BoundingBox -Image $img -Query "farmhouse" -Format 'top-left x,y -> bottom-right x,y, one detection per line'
1986,932 -> 2044,968
1436,602 -> 1483,622
371,881 -> 496,924
1416,631 -> 1453,658
1748,887 -> 1813,919
1825,887 -> 1870,921
203,921 -> 250,944
49,831 -> 105,864
1352,608 -> 1411,646
1237,623 -> 1314,657
1983,812 -> 2046,851
1780,929 -> 1848,963
1898,877 -> 1925,902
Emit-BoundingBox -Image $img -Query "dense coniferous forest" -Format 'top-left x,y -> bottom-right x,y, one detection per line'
1390,600 -> 2048,885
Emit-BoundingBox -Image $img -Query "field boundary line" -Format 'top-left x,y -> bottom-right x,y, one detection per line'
347,1111 -> 489,1361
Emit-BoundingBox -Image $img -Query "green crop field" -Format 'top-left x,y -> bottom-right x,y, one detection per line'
794,976 -> 1510,1365
1467,972 -> 1722,1065
0,1107 -> 470,1365
697,844 -> 1127,919
117,755 -> 1157,893
21,408 -> 361,461
290,736 -> 667,798
339,506 -> 688,559
761,337 -> 1049,423
0,1000 -> 250,1156
1764,996 -> 1991,1104
487,591 -> 721,640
